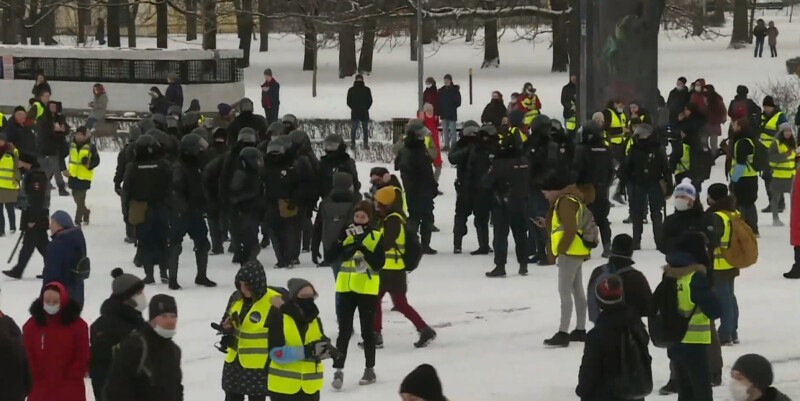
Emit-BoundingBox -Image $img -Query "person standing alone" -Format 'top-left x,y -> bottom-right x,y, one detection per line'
438,74 -> 461,150
261,69 -> 281,124
347,74 -> 373,149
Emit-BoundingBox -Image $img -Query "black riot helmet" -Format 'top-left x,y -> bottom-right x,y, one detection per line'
139,118 -> 155,133
550,119 -> 565,137
237,127 -> 258,145
281,114 -> 298,134
239,146 -> 264,171
288,129 -> 309,148
323,134 -> 345,152
180,133 -> 209,156
190,126 -> 211,143
135,133 -> 159,158
267,121 -> 284,138
128,125 -> 142,143
266,135 -> 290,155
530,114 -> 552,138
239,98 -> 255,113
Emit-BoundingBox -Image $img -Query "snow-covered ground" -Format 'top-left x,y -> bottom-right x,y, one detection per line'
2,11 -> 800,401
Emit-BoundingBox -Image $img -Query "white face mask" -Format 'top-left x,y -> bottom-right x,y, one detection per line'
616,107 -> 624,113
426,83 -> 432,88
43,303 -> 60,315
133,293 -> 147,312
674,198 -> 692,211
154,325 -> 176,339
729,379 -> 750,401
695,86 -> 702,92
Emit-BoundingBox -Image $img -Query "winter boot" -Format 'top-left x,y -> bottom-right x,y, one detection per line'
359,368 -> 376,385
711,373 -> 722,387
454,236 -> 463,255
569,329 -> 587,342
414,327 -> 437,348
166,245 -> 182,289
601,247 -> 610,258
518,264 -> 528,276
623,216 -> 632,224
773,218 -> 785,227
659,381 -> 678,395
124,236 -> 136,244
358,332 -> 384,349
260,237 -> 270,249
543,331 -> 570,347
331,369 -> 344,390
470,247 -> 493,255
133,250 -> 143,268
612,192 -> 626,205
58,187 -> 70,197
485,266 -> 506,278
431,224 -> 440,233
422,246 -> 438,255
159,267 -> 169,284
194,243 -> 217,287
784,264 -> 800,279
143,265 -> 155,284
2,269 -> 21,279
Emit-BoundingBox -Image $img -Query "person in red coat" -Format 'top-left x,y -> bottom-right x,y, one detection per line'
23,282 -> 89,401
423,77 -> 440,116
419,103 -> 443,182
785,173 -> 800,279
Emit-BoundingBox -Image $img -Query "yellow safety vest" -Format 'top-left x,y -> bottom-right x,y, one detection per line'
550,195 -> 591,257
760,111 -> 783,148
267,316 -> 324,395
606,109 -> 628,144
336,230 -> 382,295
624,137 -> 636,156
34,102 -> 44,120
522,95 -> 540,125
380,212 -> 406,271
68,142 -> 94,182
224,288 -> 281,369
731,139 -> 759,178
0,148 -> 19,190
565,101 -> 577,131
770,142 -> 796,179
713,211 -> 735,271
509,126 -> 528,143
0,112 -> 5,128
677,272 -> 712,344
675,143 -> 691,174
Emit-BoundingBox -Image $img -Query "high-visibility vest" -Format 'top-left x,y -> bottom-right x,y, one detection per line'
770,142 -> 796,179
522,95 -> 540,125
267,316 -> 324,395
606,109 -> 627,144
509,126 -> 528,143
224,288 -> 281,369
550,195 -> 591,257
677,272 -> 712,344
675,143 -> 691,174
0,112 -> 5,128
625,137 -> 636,156
0,148 -> 19,190
33,102 -> 44,120
731,139 -> 759,178
68,143 -> 94,182
760,111 -> 783,148
565,101 -> 577,131
380,212 -> 406,271
336,230 -> 382,295
713,211 -> 736,271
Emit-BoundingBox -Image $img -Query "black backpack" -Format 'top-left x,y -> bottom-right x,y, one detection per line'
689,143 -> 713,181
648,277 -> 695,348
749,138 -> 769,172
73,256 -> 91,280
612,323 -> 654,400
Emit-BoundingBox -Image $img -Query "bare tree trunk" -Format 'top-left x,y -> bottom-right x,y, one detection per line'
156,0 -> 168,48
77,0 -> 90,43
128,2 -> 139,47
258,0 -> 269,51
339,25 -> 357,78
568,0 -> 580,76
29,0 -> 40,45
422,19 -> 436,44
482,0 -> 499,68
203,0 -> 217,49
239,0 -> 253,66
108,0 -> 121,47
550,0 -> 568,72
410,15 -> 418,61
730,0 -> 749,47
709,0 -> 726,26
186,0 -> 197,41
748,0 -> 756,43
692,3 -> 704,36
39,0 -> 56,45
358,17 -> 376,74
302,17 -> 316,71
5,0 -> 23,44
465,16 -> 475,43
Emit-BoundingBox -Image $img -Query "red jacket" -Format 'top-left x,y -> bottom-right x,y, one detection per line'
23,282 -> 89,401
423,86 -> 440,116
420,112 -> 442,167
791,173 -> 800,246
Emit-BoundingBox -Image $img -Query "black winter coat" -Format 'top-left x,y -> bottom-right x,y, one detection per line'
264,155 -> 298,205
396,137 -> 437,197
37,111 -> 69,157
20,167 -> 50,227
575,140 -> 615,188
667,87 -> 690,124
0,314 -> 31,401
226,112 -> 269,145
732,135 -> 759,206
319,150 -> 360,198
576,305 -> 650,401
171,156 -> 206,213
229,167 -> 265,215
619,137 -> 670,187
149,95 -> 170,116
6,120 -> 37,156
660,207 -> 716,255
32,82 -> 51,97
114,143 -> 136,190
203,155 -> 224,209
293,153 -> 319,204
165,82 -> 184,108
347,81 -> 373,121
561,82 -> 577,118
483,155 -> 530,205
103,325 -> 183,401
588,257 -> 653,318
481,99 -> 507,127
89,297 -> 146,378
122,157 -> 173,207
438,85 -> 462,120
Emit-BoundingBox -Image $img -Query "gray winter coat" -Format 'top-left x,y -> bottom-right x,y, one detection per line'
768,139 -> 795,193
89,93 -> 108,120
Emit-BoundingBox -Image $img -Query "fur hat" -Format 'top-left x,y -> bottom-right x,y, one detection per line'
399,364 -> 446,401
374,186 -> 397,206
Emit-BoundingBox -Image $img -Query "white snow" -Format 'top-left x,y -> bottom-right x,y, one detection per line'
2,11 -> 800,401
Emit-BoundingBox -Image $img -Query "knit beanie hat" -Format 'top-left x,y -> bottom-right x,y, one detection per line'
596,274 -> 624,306
353,200 -> 373,222
399,364 -> 447,401
13,105 -> 26,114
673,178 -> 697,201
217,103 -> 233,116
110,268 -> 144,299
149,294 -> 178,320
610,234 -> 635,258
732,354 -> 774,391
51,210 -> 75,229
762,96 -> 776,108
736,85 -> 749,96
707,183 -> 728,202
375,186 -> 397,206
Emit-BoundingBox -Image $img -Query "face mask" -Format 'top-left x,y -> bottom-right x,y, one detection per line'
426,83 -> 432,88
616,107 -> 624,113
729,380 -> 750,401
154,325 -> 176,339
676,84 -> 684,90
695,86 -> 702,92
674,198 -> 692,211
133,293 -> 147,312
43,303 -> 60,315
296,298 -> 318,320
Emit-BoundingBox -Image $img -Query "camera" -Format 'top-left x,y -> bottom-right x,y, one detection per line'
211,322 -> 237,354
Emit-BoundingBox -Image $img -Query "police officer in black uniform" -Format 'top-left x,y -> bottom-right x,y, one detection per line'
115,125 -> 141,244
264,135 -> 299,268
483,125 -> 530,278
449,120 -> 493,254
319,134 -> 360,199
288,130 -> 319,261
165,133 -> 217,290
229,146 -> 266,264
574,121 -> 615,257
524,115 -> 555,265
395,122 -> 438,255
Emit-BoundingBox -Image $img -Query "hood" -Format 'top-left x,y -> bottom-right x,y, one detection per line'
149,87 -> 163,97
352,80 -> 366,88
186,99 -> 201,112
53,227 -> 86,246
100,296 -> 145,325
30,282 -> 83,326
663,264 -> 707,279
235,261 -> 268,299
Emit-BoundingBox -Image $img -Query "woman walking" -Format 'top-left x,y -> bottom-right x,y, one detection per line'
768,123 -> 796,226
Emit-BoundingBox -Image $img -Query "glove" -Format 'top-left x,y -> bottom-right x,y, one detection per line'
115,186 -> 122,196
304,340 -> 337,360
81,157 -> 89,166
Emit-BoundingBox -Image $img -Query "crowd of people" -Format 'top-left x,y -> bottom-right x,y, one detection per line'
0,67 -> 796,401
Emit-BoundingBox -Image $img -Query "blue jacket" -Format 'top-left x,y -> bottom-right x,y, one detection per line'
165,82 -> 184,109
43,228 -> 87,304
438,85 -> 462,120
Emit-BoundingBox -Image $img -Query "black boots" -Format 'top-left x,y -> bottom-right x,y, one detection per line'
470,247 -> 493,255
143,265 -> 155,284
784,265 -> 800,279
544,331 -> 570,347
518,264 -> 528,276
414,327 -> 437,348
195,244 -> 217,287
485,266 -> 506,278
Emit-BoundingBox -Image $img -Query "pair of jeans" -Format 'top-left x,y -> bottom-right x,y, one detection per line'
350,119 -> 369,147
374,288 -> 428,333
770,44 -> 777,57
330,261 -> 343,322
0,202 -> 16,233
334,292 -> 378,369
738,203 -> 759,235
442,119 -> 457,149
265,107 -> 279,124
754,37 -> 765,57
713,276 -> 739,342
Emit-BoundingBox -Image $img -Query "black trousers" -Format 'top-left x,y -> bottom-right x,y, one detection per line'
299,202 -> 315,254
333,292 -> 377,369
268,208 -> 299,267
231,211 -> 260,264
629,182 -> 665,248
453,187 -> 491,249
11,218 -> 49,275
492,199 -> 528,268
669,344 -> 713,401
120,195 -> 135,240
588,185 -> 612,251
167,210 -> 211,282
407,193 -> 434,247
527,190 -> 549,260
208,209 -> 228,253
